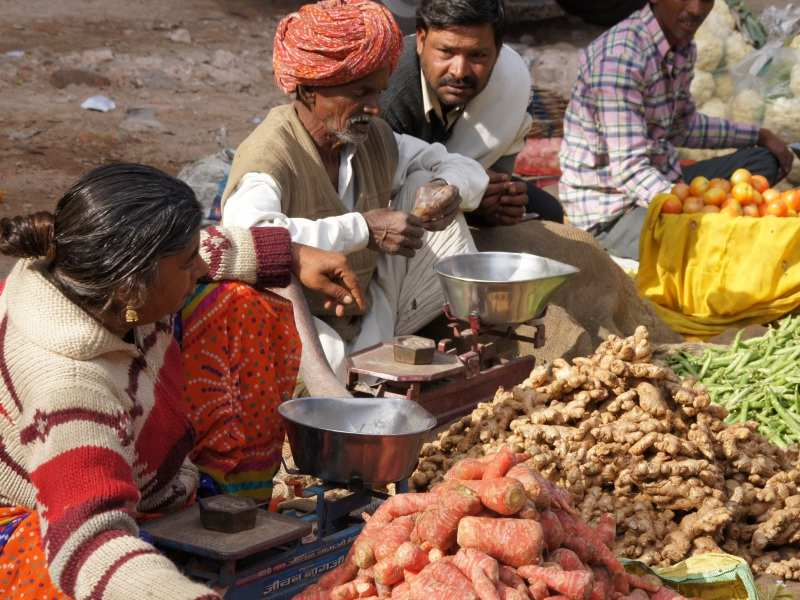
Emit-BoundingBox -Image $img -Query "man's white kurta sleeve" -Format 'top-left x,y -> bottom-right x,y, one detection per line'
221,172 -> 370,254
392,133 -> 490,212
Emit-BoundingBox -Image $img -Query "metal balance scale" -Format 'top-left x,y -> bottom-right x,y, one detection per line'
141,252 -> 577,599
142,396 -> 436,599
347,252 -> 578,423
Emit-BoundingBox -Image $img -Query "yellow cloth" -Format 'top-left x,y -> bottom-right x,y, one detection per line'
625,553 -> 759,600
636,194 -> 800,337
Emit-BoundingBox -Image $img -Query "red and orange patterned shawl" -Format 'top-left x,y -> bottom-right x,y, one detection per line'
273,0 -> 403,94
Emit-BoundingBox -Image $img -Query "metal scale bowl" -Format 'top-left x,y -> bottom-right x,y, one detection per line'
141,399 -> 436,600
346,252 -> 578,423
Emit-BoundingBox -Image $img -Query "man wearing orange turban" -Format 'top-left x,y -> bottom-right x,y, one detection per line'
221,0 -> 489,379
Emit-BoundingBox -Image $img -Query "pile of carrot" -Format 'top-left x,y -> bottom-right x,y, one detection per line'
293,449 -> 695,600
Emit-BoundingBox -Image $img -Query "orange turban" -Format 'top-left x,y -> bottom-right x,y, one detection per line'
273,0 -> 403,95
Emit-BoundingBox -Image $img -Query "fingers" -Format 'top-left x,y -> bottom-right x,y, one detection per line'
485,182 -> 509,197
499,193 -> 528,207
338,266 -> 366,311
487,171 -> 510,185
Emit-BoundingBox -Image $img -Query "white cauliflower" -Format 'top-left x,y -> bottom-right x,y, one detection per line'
699,98 -> 728,120
791,63 -> 800,98
714,73 -> 735,101
729,88 -> 765,125
709,0 -> 736,31
725,32 -> 754,68
763,97 -> 800,142
694,30 -> 725,72
690,70 -> 715,106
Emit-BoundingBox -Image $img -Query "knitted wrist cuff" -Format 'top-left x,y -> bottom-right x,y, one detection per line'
251,227 -> 292,288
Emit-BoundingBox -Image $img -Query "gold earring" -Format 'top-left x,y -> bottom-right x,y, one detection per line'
124,307 -> 139,324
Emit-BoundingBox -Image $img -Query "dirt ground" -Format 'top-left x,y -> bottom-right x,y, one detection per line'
0,0 -> 603,279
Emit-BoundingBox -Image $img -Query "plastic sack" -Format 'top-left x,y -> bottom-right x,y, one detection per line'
636,194 -> 800,337
760,3 -> 800,43
624,553 -> 759,600
514,137 -> 562,178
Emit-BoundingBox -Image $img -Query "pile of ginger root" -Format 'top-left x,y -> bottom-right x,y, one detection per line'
411,327 -> 800,579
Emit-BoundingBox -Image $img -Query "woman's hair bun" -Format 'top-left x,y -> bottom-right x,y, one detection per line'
0,212 -> 55,258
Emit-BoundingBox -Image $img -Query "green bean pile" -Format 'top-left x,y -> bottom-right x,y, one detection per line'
667,316 -> 800,447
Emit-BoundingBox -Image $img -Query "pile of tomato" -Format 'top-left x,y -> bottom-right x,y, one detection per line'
657,169 -> 800,217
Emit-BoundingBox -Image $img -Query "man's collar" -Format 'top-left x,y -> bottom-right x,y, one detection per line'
642,3 -> 673,63
421,68 -> 439,123
641,2 -> 694,66
420,69 -> 464,128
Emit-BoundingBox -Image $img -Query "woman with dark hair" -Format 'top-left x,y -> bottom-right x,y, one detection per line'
0,163 -> 362,599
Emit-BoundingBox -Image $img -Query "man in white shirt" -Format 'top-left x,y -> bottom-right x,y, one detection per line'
380,0 -> 565,224
221,0 -> 488,377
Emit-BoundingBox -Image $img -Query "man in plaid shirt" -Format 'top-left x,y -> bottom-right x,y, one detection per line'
559,0 -> 793,260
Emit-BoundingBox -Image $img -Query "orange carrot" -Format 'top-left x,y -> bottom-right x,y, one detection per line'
353,525 -> 387,569
330,579 -> 376,600
390,582 -> 411,599
594,513 -> 616,548
293,584 -> 331,599
457,517 -> 544,567
414,488 -> 482,550
528,579 -> 549,600
456,478 -> 527,515
518,565 -> 594,600
612,571 -> 630,595
396,542 -> 429,573
548,549 -> 588,572
373,558 -> 404,586
496,582 -> 528,600
374,542 -> 429,586
370,493 -> 435,525
428,547 -> 444,562
506,465 -> 574,513
589,567 -> 611,600
446,552 -> 499,600
374,516 -> 415,562
626,572 -> 661,593
354,515 -> 415,569
498,565 -> 527,595
409,561 -> 478,600
445,458 -> 487,480
556,510 -> 625,577
539,509 -> 565,552
318,547 -> 359,589
518,500 -> 540,520
482,448 -> 516,479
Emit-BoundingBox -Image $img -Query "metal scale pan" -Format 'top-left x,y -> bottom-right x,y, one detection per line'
279,396 -> 436,486
434,251 -> 579,325
346,252 -> 579,423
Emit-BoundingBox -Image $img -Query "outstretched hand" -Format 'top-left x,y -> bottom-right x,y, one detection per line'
290,243 -> 366,317
413,180 -> 461,231
473,170 -> 527,226
363,208 -> 425,257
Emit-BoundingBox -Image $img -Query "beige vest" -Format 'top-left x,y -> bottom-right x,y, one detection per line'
222,103 -> 399,341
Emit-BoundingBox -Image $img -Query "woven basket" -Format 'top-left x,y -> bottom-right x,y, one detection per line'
527,87 -> 568,139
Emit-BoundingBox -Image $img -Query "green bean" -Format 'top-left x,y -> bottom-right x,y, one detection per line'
669,316 -> 800,447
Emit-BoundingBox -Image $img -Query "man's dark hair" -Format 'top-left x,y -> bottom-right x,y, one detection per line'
416,0 -> 505,46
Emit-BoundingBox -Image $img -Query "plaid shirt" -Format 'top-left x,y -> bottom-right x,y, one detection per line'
559,4 -> 760,230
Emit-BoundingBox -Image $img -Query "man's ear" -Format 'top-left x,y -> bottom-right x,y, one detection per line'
297,85 -> 316,108
416,28 -> 427,56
